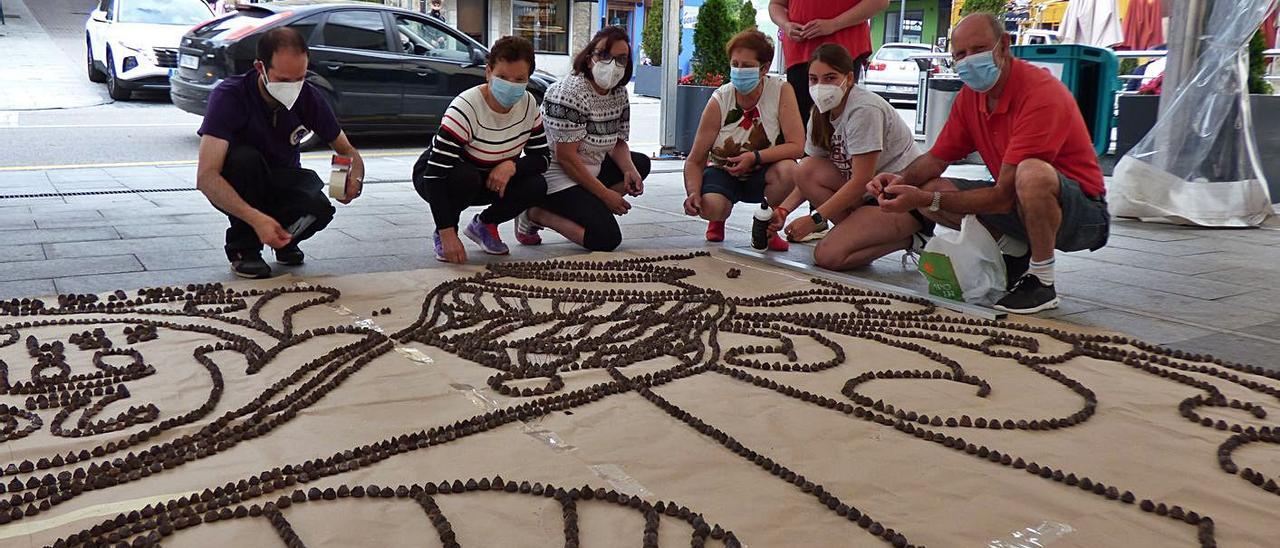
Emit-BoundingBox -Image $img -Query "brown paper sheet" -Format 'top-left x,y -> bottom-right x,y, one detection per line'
1,251 -> 1278,547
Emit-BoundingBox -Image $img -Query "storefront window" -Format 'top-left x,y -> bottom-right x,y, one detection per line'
513,0 -> 569,54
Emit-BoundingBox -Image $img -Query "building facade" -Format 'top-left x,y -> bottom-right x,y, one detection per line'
869,0 -> 952,52
384,0 -> 649,77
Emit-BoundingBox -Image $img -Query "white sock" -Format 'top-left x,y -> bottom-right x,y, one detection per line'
997,235 -> 1029,257
1028,257 -> 1055,286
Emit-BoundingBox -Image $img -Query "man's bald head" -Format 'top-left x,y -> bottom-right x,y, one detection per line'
950,12 -> 1010,63
955,13 -> 1006,45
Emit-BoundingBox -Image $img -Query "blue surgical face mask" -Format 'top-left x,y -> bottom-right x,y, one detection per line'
489,76 -> 527,108
730,66 -> 761,94
956,50 -> 1001,93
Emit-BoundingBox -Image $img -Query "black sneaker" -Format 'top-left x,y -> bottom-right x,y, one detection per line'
994,274 -> 1060,314
230,254 -> 272,279
1003,253 -> 1031,291
275,244 -> 305,266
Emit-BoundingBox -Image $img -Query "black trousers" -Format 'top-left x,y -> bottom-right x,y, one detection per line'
413,159 -> 548,232
220,145 -> 335,260
786,63 -> 813,129
538,151 -> 651,252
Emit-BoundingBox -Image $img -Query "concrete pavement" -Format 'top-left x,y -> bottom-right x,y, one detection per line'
0,0 -> 107,111
3,153 -> 1280,370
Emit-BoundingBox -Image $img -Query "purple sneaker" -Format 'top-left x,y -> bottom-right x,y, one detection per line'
463,215 -> 509,255
433,231 -> 450,262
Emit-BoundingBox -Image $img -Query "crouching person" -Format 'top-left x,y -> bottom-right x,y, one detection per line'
196,27 -> 365,279
412,36 -> 549,263
515,27 -> 649,252
682,29 -> 805,251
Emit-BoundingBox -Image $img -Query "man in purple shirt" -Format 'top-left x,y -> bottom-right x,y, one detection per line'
196,27 -> 365,279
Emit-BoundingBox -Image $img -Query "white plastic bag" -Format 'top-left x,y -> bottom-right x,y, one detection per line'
917,215 -> 1006,303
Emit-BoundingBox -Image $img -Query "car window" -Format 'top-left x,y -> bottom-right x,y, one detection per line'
394,15 -> 471,61
876,47 -> 928,62
116,0 -> 211,25
288,13 -> 324,42
322,10 -> 390,52
104,0 -> 115,20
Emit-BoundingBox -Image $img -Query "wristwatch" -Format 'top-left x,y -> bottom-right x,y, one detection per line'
752,150 -> 762,166
928,191 -> 942,212
809,209 -> 824,224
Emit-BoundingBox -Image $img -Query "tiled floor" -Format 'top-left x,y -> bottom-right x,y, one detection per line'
2,156 -> 1280,369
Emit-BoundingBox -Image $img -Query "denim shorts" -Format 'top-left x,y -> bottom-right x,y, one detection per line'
950,172 -> 1110,252
700,166 -> 768,204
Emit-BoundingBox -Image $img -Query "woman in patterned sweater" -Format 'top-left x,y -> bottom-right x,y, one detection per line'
412,36 -> 550,263
515,27 -> 651,252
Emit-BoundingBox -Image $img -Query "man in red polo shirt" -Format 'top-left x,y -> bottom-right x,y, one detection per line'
873,13 -> 1110,314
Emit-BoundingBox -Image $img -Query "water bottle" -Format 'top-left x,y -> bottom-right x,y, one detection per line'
751,200 -> 772,250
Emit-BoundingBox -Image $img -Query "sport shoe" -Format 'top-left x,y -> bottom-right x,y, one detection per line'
994,274 -> 1060,314
463,215 -> 509,255
706,220 -> 725,242
787,219 -> 830,243
230,253 -> 271,279
433,231 -> 447,262
515,211 -> 542,245
274,244 -> 304,266
1003,253 -> 1031,291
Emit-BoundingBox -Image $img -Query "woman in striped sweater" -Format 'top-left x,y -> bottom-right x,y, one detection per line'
412,36 -> 550,264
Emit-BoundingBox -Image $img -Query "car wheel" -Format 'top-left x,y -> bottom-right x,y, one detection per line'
297,88 -> 337,151
106,50 -> 132,101
87,38 -> 107,83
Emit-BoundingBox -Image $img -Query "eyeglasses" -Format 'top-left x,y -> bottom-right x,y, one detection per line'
592,50 -> 629,65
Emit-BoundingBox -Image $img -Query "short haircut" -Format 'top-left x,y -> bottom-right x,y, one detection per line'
726,28 -> 774,66
965,12 -> 1007,43
256,27 -> 308,69
487,35 -> 537,74
571,26 -> 633,91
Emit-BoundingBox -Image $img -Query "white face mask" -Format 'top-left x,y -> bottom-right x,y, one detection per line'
809,78 -> 847,113
591,59 -> 624,90
262,72 -> 304,110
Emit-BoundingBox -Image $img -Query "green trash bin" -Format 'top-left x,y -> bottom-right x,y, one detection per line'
1011,45 -> 1119,157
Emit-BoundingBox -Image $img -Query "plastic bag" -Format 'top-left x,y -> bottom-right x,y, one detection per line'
918,215 -> 1006,304
1108,0 -> 1275,227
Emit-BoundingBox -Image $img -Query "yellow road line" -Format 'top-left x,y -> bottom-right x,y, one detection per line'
0,151 -> 422,173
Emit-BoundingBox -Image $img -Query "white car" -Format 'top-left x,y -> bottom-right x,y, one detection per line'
863,43 -> 938,106
85,0 -> 214,100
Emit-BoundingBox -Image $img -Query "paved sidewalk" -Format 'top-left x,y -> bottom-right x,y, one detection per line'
2,154 -> 1280,368
0,0 -> 108,111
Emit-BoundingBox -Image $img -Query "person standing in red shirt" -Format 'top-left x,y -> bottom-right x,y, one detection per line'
872,14 -> 1110,315
768,0 -> 887,127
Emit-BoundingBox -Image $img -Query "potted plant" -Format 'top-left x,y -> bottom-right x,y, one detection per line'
1246,29 -> 1280,201
635,0 -> 666,98
675,0 -> 737,154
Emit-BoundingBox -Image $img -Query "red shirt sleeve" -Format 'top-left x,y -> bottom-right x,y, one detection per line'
928,93 -> 975,163
1002,92 -> 1071,167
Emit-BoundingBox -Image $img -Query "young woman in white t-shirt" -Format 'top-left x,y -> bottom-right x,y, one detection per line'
775,43 -> 928,271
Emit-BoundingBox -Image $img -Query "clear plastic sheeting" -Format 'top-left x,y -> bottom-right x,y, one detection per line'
1109,0 -> 1276,227
988,521 -> 1074,548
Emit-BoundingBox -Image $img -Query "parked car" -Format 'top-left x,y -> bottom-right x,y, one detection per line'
1016,29 -> 1060,46
86,0 -> 215,100
170,0 -> 554,150
863,43 -> 938,106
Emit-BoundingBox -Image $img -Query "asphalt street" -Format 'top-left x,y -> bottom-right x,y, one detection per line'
0,0 -> 911,171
